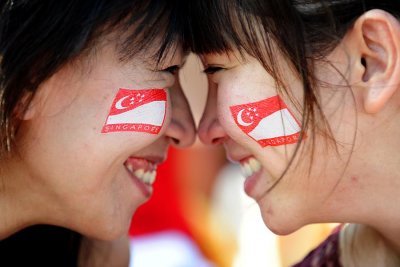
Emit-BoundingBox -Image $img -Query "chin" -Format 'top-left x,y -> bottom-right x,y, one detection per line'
92,222 -> 131,241
260,209 -> 303,236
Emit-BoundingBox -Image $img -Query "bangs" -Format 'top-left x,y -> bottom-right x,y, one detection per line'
185,1 -> 294,55
185,0 -> 306,80
113,0 -> 187,65
186,1 -> 267,55
185,0 -> 307,100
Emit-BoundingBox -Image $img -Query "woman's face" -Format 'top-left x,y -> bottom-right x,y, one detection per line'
199,47 -> 376,234
14,32 -> 196,239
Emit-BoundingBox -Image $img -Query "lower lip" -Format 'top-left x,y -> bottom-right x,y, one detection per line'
243,169 -> 263,198
125,167 -> 152,198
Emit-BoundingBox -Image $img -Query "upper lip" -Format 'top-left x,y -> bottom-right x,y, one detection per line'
226,153 -> 253,164
131,155 -> 166,165
223,140 -> 254,164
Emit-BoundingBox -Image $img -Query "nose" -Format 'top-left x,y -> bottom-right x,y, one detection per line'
164,73 -> 196,148
198,77 -> 228,145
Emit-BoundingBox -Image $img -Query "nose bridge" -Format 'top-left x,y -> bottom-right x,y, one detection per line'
164,74 -> 196,148
198,79 -> 227,145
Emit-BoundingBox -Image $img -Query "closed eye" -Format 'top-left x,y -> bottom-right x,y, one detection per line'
203,66 -> 224,74
162,65 -> 180,75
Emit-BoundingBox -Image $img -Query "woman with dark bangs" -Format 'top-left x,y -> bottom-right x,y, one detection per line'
0,0 -> 195,265
187,0 -> 400,266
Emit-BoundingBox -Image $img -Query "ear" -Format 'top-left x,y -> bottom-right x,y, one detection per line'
348,9 -> 400,113
14,92 -> 37,120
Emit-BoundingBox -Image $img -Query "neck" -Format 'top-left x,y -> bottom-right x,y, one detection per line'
366,176 -> 400,254
333,170 -> 400,264
350,158 -> 400,254
0,189 -> 30,239
0,158 -> 43,239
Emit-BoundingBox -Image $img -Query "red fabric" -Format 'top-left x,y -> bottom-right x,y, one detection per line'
129,148 -> 193,238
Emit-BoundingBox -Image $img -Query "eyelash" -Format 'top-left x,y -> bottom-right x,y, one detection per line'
162,65 -> 180,75
203,66 -> 224,74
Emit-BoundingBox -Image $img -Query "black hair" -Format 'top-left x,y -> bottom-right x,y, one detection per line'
0,225 -> 81,266
0,0 -> 186,155
185,0 -> 400,190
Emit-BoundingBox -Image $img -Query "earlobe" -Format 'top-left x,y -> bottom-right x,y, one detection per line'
354,9 -> 400,113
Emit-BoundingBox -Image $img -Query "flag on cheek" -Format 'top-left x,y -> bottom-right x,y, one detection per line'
102,88 -> 167,134
230,95 -> 301,147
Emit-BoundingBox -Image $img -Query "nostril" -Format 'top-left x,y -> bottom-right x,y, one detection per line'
198,119 -> 227,146
171,137 -> 180,145
211,137 -> 224,145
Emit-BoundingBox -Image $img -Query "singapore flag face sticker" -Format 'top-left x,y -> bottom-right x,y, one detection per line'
102,88 -> 167,134
230,95 -> 301,147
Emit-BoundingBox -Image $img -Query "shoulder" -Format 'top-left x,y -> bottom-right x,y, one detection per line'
291,224 -> 343,267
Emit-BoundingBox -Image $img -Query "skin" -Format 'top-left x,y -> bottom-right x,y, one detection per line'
198,9 -> 400,253
0,29 -> 196,241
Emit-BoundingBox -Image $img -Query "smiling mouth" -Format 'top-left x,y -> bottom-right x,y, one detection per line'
124,157 -> 159,186
239,157 -> 262,178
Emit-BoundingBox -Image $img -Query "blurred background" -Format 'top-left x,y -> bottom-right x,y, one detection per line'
128,54 -> 337,267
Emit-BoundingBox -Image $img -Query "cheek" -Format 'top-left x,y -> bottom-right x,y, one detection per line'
216,90 -> 243,141
101,88 -> 167,135
221,93 -> 302,149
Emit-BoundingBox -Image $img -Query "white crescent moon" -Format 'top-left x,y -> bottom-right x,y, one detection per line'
115,95 -> 131,109
237,109 -> 253,126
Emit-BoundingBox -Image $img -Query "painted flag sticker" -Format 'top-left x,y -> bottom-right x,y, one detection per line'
230,95 -> 301,147
102,88 -> 167,134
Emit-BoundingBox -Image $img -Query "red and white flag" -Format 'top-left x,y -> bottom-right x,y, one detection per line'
102,88 -> 167,134
230,95 -> 301,147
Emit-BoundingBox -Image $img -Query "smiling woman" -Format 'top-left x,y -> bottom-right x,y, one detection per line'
185,0 -> 400,266
0,0 -> 195,265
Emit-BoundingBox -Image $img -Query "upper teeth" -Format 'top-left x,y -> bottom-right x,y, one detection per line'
126,164 -> 157,185
134,169 -> 156,185
240,157 -> 261,178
